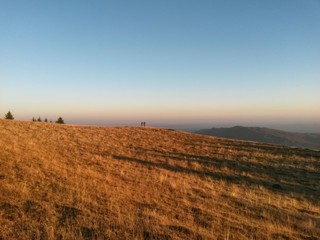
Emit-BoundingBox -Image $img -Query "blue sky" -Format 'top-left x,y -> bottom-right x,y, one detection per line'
1,0 -> 320,131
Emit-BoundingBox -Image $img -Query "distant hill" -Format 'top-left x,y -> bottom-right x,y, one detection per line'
196,126 -> 320,150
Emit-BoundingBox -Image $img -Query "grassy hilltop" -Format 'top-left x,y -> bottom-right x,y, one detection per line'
0,119 -> 319,240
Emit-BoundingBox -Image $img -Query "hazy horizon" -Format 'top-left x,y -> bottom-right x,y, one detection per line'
4,115 -> 320,134
1,1 -> 319,131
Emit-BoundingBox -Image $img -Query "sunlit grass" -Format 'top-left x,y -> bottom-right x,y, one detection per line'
0,119 -> 319,239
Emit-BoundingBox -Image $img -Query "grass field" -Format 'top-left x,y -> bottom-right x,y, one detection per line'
0,119 -> 319,239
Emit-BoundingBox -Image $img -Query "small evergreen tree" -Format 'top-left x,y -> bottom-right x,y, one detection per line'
4,111 -> 14,120
37,117 -> 42,122
32,117 -> 36,122
55,117 -> 65,124
44,118 -> 48,122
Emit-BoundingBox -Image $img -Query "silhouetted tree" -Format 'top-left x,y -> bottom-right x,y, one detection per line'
4,111 -> 14,120
32,117 -> 36,122
37,117 -> 42,122
55,117 -> 65,124
44,118 -> 48,122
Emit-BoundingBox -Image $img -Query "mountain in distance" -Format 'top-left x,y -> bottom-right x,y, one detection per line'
196,126 -> 320,150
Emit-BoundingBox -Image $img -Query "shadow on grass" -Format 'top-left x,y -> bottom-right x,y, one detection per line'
113,148 -> 320,203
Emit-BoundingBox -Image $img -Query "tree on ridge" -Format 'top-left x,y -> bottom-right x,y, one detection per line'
56,117 -> 65,124
4,111 -> 14,120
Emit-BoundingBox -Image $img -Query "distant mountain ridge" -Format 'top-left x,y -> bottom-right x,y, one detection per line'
196,126 -> 320,150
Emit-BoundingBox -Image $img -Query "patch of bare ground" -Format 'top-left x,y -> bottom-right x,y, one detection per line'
0,119 -> 319,239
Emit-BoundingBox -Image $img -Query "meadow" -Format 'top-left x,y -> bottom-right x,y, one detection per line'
0,119 -> 319,239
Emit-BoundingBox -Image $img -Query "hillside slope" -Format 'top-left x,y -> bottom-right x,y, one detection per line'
197,126 -> 320,150
0,120 -> 319,240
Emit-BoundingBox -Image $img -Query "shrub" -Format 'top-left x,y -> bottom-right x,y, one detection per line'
56,117 -> 65,124
4,111 -> 14,120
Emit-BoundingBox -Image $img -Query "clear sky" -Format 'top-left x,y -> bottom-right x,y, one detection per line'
1,0 -> 320,132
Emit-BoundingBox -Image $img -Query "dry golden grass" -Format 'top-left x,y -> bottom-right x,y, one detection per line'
0,119 -> 319,240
